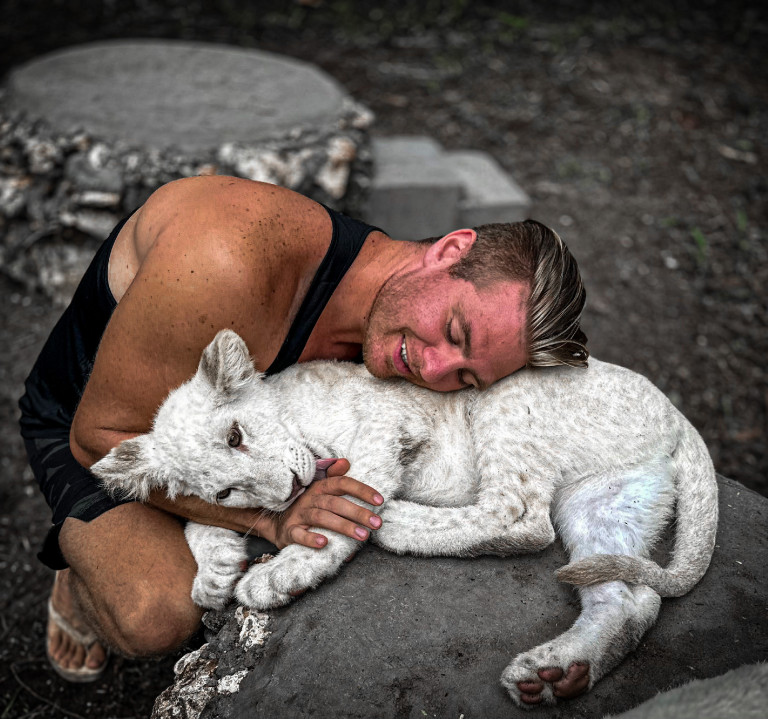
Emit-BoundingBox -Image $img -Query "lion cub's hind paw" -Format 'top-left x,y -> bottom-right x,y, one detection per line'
502,653 -> 591,708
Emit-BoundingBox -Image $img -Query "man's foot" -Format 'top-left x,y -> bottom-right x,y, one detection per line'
46,570 -> 109,683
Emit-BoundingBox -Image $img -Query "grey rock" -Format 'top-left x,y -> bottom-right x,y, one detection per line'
605,662 -> 768,719
59,208 -> 120,239
156,477 -> 767,718
0,42 -> 374,300
0,176 -> 30,218
362,136 -> 532,240
64,151 -> 125,194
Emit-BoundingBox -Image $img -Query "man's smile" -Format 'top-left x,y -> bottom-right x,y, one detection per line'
393,335 -> 413,376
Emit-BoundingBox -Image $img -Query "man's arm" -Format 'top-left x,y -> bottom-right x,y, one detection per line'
71,178 -> 305,465
147,459 -> 383,548
70,177 -> 383,546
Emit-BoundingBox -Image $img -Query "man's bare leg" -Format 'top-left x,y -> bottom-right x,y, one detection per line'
51,502 -> 203,669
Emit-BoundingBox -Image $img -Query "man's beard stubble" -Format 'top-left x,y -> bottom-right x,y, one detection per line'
361,269 -> 419,380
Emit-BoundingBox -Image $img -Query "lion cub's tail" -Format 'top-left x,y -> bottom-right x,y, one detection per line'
556,423 -> 718,598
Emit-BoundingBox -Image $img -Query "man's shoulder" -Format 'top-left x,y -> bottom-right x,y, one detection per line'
135,177 -> 332,278
141,176 -> 323,231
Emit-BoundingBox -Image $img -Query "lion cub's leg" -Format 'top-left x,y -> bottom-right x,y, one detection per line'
235,531 -> 361,609
502,458 -> 675,707
185,523 -> 249,610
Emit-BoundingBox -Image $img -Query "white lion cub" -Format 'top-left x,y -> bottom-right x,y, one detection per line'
93,330 -> 718,707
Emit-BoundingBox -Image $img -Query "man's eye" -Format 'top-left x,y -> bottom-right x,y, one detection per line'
446,319 -> 459,345
227,426 -> 242,447
216,489 -> 232,501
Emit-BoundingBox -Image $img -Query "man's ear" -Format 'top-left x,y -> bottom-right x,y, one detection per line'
422,229 -> 477,268
90,435 -> 161,501
197,329 -> 259,399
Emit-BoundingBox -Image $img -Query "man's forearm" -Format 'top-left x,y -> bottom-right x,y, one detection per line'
146,489 -> 278,543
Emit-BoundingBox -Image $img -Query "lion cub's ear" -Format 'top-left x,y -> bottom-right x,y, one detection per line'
91,435 -> 161,502
197,329 -> 261,400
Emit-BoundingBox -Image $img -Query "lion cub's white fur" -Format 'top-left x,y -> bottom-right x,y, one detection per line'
93,330 -> 718,707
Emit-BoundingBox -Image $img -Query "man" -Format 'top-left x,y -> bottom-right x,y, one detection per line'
19,176 -> 588,700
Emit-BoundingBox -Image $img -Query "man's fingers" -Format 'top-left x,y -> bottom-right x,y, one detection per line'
310,473 -> 384,508
275,467 -> 384,550
288,526 -> 328,549
309,495 -> 382,531
299,509 -> 377,544
325,458 -> 350,477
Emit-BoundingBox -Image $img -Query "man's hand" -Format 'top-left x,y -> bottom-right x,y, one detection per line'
269,459 -> 384,549
146,459 -> 383,550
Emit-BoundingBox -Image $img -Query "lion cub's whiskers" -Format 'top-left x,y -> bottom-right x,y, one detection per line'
243,507 -> 275,541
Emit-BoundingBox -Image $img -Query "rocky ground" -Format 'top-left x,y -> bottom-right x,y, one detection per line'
1,1 -> 766,717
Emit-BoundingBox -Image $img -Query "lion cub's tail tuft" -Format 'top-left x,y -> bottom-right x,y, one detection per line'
555,554 -> 692,597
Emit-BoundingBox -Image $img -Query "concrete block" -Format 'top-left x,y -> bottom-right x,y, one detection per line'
363,136 -> 462,239
363,137 -> 532,240
447,149 -> 531,226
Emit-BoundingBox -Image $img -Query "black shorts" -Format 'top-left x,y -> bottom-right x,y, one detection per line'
23,435 -> 133,569
19,215 -> 134,570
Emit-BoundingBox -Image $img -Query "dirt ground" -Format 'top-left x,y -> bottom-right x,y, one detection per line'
1,2 -> 766,717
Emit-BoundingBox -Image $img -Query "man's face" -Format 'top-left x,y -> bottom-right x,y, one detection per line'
363,264 -> 529,392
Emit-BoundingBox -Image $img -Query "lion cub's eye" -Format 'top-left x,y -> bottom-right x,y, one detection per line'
216,489 -> 232,501
227,426 -> 242,448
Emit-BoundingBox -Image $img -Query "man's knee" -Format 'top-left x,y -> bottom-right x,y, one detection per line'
111,592 -> 202,658
73,570 -> 202,657
60,506 -> 204,658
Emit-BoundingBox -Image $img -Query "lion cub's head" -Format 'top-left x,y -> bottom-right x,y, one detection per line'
92,330 -> 324,512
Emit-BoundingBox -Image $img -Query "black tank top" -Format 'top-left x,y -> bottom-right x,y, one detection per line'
266,206 -> 377,374
19,205 -> 380,437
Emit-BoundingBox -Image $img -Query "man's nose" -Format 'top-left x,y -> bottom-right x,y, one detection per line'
420,345 -> 462,387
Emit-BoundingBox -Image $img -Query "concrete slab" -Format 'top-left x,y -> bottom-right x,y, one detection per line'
362,137 -> 532,239
153,477 -> 768,718
447,149 -> 531,226
363,136 -> 463,239
6,40 -> 349,152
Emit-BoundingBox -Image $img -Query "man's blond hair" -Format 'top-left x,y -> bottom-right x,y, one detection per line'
448,220 -> 588,368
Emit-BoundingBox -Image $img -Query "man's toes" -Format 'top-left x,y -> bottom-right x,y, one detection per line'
86,643 -> 107,670
47,628 -> 62,658
62,639 -> 85,670
538,666 -> 564,683
50,631 -> 71,665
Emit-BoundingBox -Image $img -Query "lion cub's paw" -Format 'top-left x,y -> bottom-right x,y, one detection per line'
191,535 -> 248,609
235,563 -> 297,609
501,646 -> 591,708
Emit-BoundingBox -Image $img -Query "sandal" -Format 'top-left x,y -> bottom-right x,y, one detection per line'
46,598 -> 109,683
